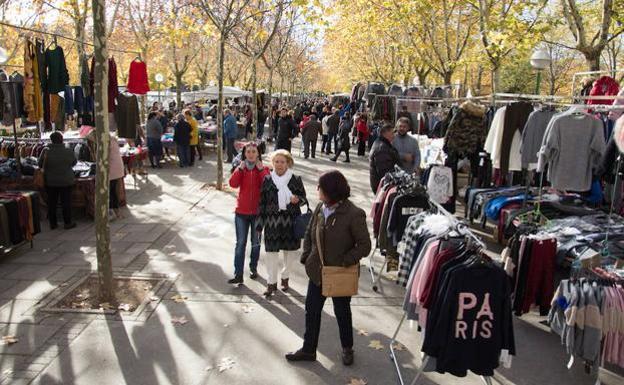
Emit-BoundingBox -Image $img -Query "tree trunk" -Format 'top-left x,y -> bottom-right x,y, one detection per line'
175,73 -> 183,110
267,69 -> 274,108
251,59 -> 257,139
443,71 -> 453,86
216,35 -> 226,190
584,50 -> 601,71
491,66 -> 501,94
416,70 -> 428,86
76,18 -> 86,80
475,65 -> 483,96
92,0 -> 114,303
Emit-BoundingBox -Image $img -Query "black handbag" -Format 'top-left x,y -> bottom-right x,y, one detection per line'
293,201 -> 312,240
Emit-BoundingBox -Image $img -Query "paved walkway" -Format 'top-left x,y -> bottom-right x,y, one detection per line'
0,142 -> 601,385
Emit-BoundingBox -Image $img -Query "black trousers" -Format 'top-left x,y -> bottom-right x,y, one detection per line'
334,145 -> 350,161
302,280 -> 353,353
110,179 -> 120,209
190,144 -> 202,164
226,138 -> 237,162
303,139 -> 317,158
46,185 -> 72,226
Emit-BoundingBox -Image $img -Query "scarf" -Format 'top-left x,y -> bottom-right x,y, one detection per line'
271,169 -> 293,210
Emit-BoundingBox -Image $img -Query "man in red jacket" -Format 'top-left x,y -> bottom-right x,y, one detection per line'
227,143 -> 270,284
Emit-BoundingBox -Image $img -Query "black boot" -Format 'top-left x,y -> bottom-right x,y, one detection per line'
285,349 -> 316,362
249,269 -> 259,279
264,283 -> 278,297
342,347 -> 354,366
281,278 -> 289,291
227,275 -> 243,284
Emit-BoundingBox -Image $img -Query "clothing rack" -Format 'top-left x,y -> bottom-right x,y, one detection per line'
0,239 -> 33,257
0,20 -> 141,56
388,197 -> 491,385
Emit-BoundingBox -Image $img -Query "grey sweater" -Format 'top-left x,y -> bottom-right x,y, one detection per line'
536,112 -> 605,191
520,109 -> 557,168
392,134 -> 421,173
145,118 -> 164,139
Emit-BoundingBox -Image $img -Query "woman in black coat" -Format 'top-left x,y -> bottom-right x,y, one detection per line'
256,149 -> 306,298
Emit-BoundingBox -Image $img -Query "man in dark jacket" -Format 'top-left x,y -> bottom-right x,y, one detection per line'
276,108 -> 297,152
174,114 -> 191,167
40,131 -> 77,229
369,123 -> 400,193
302,114 -> 321,159
325,108 -> 340,154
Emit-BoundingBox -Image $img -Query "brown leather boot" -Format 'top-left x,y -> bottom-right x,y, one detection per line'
264,283 -> 278,298
281,278 -> 289,291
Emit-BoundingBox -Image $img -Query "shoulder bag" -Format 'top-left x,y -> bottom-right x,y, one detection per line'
315,213 -> 359,297
293,200 -> 312,240
33,151 -> 47,190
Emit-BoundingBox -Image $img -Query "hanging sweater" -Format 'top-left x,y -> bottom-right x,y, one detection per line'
537,112 -> 606,191
45,46 -> 69,93
520,108 -> 557,169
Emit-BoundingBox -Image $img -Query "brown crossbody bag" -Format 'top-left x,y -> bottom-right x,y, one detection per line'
315,212 -> 359,297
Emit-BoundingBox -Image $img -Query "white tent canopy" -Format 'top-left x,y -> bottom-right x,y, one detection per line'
199,86 -> 251,98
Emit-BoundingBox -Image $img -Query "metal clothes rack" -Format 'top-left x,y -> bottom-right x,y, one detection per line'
389,199 -> 491,385
0,20 -> 141,56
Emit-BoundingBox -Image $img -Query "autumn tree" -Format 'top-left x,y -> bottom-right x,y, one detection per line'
197,0 -> 253,190
162,0 -> 200,107
232,0 -> 285,138
558,0 -> 624,71
395,0 -> 476,85
123,0 -> 164,62
469,0 -> 548,93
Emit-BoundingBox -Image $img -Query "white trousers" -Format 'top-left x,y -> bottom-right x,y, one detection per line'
264,250 -> 293,284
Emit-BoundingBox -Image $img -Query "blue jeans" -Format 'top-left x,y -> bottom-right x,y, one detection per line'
234,214 -> 260,276
326,133 -> 335,153
177,144 -> 191,167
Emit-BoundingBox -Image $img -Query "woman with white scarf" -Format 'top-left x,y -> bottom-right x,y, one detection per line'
256,150 -> 307,298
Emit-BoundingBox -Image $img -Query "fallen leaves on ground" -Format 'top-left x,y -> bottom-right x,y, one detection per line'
171,316 -> 188,326
0,336 -> 18,345
149,296 -> 160,301
346,378 -> 367,385
171,294 -> 188,303
217,357 -> 236,372
368,340 -> 384,351
392,342 -> 406,351
99,302 -> 113,310
118,303 -> 133,312
241,305 -> 255,313
357,329 -> 369,336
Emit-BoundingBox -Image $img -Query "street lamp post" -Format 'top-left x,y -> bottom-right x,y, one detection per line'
155,73 -> 164,106
530,49 -> 551,95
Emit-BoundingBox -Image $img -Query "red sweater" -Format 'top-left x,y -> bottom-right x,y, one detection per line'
229,165 -> 270,215
356,120 -> 369,141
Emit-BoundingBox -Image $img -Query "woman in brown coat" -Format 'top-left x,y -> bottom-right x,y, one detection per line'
285,170 -> 371,366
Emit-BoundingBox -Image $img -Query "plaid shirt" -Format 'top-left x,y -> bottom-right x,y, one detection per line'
396,213 -> 428,286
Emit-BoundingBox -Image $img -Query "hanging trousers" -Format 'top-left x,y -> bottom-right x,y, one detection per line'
302,280 -> 353,353
264,250 -> 293,284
